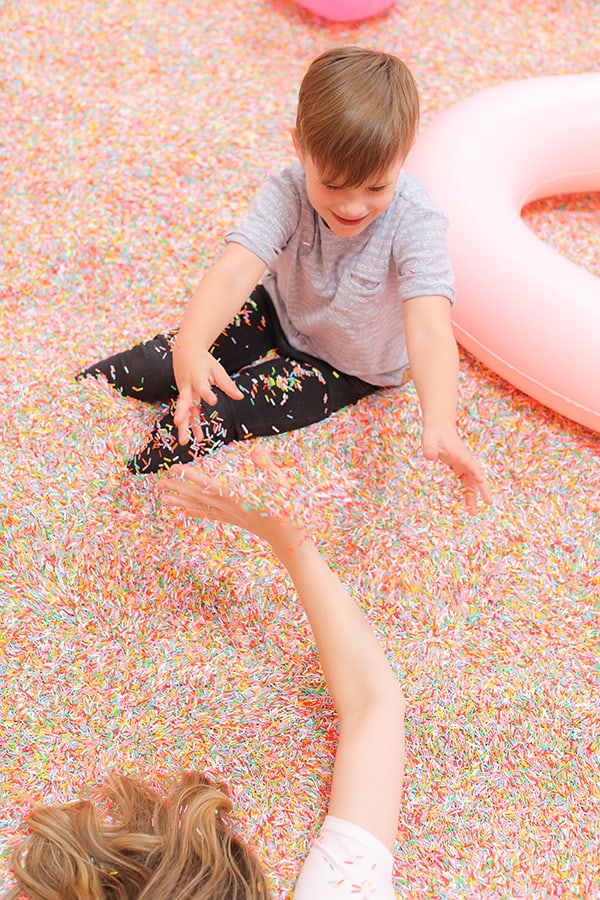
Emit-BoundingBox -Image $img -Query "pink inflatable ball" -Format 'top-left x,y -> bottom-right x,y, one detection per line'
294,0 -> 395,22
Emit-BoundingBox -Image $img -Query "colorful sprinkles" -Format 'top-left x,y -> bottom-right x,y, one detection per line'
1,1 -> 599,898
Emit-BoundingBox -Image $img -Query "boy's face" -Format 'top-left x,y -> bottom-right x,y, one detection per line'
293,131 -> 404,237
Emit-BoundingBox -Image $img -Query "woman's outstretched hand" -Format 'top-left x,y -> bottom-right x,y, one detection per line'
155,449 -> 307,558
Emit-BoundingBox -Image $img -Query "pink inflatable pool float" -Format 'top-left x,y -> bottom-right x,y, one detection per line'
405,74 -> 600,434
294,0 -> 394,22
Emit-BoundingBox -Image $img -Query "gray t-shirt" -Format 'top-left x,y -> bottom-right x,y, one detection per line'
226,160 -> 455,386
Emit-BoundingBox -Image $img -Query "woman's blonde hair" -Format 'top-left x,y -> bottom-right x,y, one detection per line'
296,46 -> 420,188
4,772 -> 270,899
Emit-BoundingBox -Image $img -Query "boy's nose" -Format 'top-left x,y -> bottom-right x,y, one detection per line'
336,201 -> 367,219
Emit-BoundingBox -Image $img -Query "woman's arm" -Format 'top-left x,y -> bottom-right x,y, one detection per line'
156,457 -> 405,851
278,536 -> 405,851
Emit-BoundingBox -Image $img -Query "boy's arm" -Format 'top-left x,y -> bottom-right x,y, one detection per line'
404,294 -> 492,513
173,242 -> 267,444
156,462 -> 405,852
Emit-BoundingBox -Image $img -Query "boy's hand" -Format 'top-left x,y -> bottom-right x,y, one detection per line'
421,426 -> 492,514
173,347 -> 243,445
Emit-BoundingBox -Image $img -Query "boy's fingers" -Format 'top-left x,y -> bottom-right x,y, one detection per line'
174,390 -> 195,445
214,369 -> 243,400
190,371 -> 238,407
458,466 -> 492,513
462,460 -> 493,507
458,473 -> 477,513
476,472 -> 493,505
198,383 -> 218,405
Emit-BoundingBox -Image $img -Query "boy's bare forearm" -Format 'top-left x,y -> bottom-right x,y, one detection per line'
404,294 -> 459,429
177,244 -> 267,351
177,269 -> 248,350
410,328 -> 459,429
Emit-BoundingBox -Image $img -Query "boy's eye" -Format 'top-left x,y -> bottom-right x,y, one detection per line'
321,182 -> 388,192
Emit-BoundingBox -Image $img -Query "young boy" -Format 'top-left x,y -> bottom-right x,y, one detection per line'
78,46 -> 491,512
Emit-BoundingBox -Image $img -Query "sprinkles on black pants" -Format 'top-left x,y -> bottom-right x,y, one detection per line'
78,286 -> 378,474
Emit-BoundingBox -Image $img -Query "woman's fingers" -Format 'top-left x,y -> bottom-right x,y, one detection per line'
157,466 -> 221,504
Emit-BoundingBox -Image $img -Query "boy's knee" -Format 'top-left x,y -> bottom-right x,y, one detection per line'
77,333 -> 177,402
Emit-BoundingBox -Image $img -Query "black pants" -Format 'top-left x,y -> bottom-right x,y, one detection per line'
78,286 -> 379,473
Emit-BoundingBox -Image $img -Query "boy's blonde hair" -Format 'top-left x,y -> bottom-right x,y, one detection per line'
4,772 -> 270,900
296,46 -> 420,188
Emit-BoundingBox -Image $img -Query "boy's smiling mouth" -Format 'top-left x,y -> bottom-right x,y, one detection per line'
331,211 -> 370,227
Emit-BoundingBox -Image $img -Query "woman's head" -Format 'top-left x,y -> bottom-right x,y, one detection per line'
4,772 -> 270,899
295,46 -> 420,189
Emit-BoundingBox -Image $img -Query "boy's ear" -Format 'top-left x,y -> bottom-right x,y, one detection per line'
290,127 -> 304,163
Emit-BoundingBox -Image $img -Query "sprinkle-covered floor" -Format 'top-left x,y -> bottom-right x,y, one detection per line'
1,1 -> 599,896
